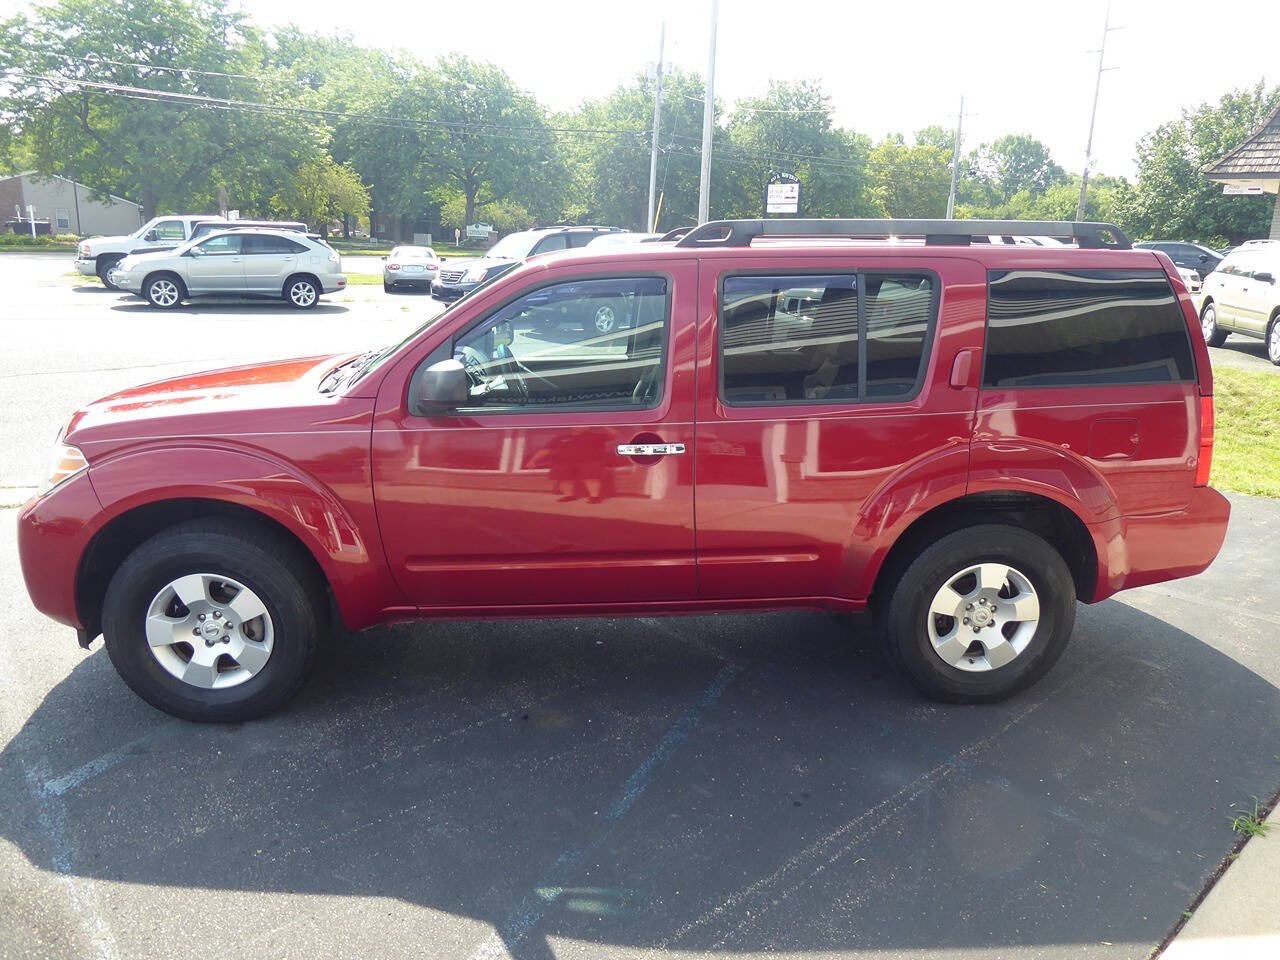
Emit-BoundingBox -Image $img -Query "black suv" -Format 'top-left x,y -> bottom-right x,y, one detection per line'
1133,241 -> 1222,280
432,225 -> 622,301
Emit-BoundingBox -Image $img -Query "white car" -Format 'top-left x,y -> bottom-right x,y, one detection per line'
1199,241 -> 1280,364
112,229 -> 346,309
381,245 -> 439,292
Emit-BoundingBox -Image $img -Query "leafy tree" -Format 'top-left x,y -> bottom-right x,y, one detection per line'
963,134 -> 1065,206
0,0 -> 325,217
270,157 -> 369,234
439,195 -> 532,233
1118,82 -> 1280,245
867,134 -> 951,217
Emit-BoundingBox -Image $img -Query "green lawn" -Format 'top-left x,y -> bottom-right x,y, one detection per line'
343,272 -> 385,285
1211,366 -> 1280,498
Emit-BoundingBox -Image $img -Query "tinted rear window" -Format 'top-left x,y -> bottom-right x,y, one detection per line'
983,269 -> 1194,387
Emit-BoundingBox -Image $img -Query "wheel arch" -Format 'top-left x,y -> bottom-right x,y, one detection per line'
142,269 -> 187,300
868,491 -> 1098,611
283,271 -> 321,297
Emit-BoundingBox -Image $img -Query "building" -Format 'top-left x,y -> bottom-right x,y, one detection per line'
0,171 -> 143,237
1203,103 -> 1280,241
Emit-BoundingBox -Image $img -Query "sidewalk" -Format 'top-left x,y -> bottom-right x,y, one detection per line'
1160,804 -> 1278,959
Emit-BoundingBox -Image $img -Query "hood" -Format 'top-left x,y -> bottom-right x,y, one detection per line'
63,354 -> 359,450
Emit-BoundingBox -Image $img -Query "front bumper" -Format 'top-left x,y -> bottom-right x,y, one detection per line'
74,258 -> 97,277
1089,486 -> 1231,601
17,471 -> 103,631
431,279 -> 479,301
114,270 -> 145,294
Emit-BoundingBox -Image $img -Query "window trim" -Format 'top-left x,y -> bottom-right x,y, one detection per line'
413,270 -> 676,417
715,267 -> 941,408
981,267 -> 1197,390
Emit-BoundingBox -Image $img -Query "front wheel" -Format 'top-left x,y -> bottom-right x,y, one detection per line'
1268,320 -> 1280,365
144,273 -> 184,309
97,256 -> 123,290
101,520 -> 325,722
285,276 -> 320,309
880,524 -> 1076,703
1201,302 -> 1228,347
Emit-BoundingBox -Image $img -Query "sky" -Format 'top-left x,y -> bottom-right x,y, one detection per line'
5,0 -> 1279,179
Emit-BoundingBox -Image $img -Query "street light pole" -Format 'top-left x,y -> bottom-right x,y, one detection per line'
697,0 -> 719,225
946,95 -> 964,219
646,22 -> 666,232
1076,3 -> 1117,221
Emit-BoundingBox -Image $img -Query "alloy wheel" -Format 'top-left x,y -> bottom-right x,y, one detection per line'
148,278 -> 179,307
926,562 -> 1040,673
289,280 -> 317,307
1201,305 -> 1216,342
145,573 -> 274,689
1269,323 -> 1280,363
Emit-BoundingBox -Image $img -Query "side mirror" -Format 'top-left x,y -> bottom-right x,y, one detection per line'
1199,254 -> 1210,262
380,255 -> 388,261
1254,271 -> 1275,284
413,358 -> 468,414
143,229 -> 158,242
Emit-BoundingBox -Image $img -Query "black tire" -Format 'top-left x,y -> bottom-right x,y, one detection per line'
96,255 -> 123,290
101,519 -> 325,722
284,274 -> 320,309
1268,318 -> 1280,366
383,280 -> 394,293
1200,300 -> 1228,347
143,272 -> 185,309
880,524 -> 1076,703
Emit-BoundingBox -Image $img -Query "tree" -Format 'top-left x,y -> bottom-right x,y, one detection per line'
270,157 -> 369,234
0,0 -> 325,217
1118,82 -> 1280,245
867,134 -> 951,217
963,134 -> 1065,206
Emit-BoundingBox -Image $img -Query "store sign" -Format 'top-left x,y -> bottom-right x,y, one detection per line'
1222,184 -> 1265,195
766,178 -> 800,214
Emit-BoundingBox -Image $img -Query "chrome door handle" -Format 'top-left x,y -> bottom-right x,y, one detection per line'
617,442 -> 686,456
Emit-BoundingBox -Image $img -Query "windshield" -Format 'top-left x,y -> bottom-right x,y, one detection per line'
343,262 -> 525,387
484,231 -> 537,260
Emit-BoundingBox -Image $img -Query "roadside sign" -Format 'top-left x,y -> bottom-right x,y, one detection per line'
1222,184 -> 1266,195
766,177 -> 800,215
466,222 -> 493,240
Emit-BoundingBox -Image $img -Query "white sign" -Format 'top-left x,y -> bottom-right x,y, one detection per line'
1222,184 -> 1266,195
466,222 -> 493,240
766,181 -> 800,214
227,209 -> 240,220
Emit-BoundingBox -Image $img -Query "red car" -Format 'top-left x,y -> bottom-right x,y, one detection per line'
18,218 -> 1230,722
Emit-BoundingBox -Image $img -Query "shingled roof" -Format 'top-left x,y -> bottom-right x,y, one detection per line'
1204,102 -> 1280,179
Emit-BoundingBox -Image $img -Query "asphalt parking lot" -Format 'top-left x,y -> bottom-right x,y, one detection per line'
1,252 -> 1278,960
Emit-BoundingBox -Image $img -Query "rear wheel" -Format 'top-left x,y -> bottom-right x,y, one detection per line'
285,275 -> 320,309
102,520 -> 325,722
1200,301 -> 1228,347
881,524 -> 1076,703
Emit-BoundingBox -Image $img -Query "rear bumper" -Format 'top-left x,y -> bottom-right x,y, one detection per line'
321,274 -> 347,294
1089,486 -> 1231,602
17,471 -> 103,631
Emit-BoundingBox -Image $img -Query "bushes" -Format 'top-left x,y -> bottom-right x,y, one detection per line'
0,233 -> 80,249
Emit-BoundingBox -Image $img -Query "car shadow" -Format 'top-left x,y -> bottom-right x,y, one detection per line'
3,601 -> 1278,958
108,301 -> 351,316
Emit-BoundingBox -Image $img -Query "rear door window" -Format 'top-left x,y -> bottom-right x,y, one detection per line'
983,269 -> 1194,387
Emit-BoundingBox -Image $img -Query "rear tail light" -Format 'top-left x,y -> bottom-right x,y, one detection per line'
387,263 -> 400,270
1195,395 -> 1214,487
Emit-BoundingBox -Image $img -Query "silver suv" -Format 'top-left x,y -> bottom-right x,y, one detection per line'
113,229 -> 346,309
1199,241 -> 1280,363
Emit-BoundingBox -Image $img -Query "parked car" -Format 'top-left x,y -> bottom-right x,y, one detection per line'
382,245 -> 440,292
188,219 -> 308,241
18,218 -> 1228,722
111,228 -> 345,309
1198,241 -> 1280,363
431,225 -> 623,301
75,214 -> 215,289
1133,240 -> 1222,280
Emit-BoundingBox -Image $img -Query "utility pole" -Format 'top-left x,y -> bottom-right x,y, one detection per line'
646,22 -> 666,232
946,95 -> 964,219
1076,3 -> 1118,221
697,0 -> 719,225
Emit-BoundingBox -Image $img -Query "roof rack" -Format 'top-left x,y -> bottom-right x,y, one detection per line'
674,218 -> 1131,250
656,226 -> 693,242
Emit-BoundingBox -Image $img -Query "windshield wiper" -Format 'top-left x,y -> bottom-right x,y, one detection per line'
318,349 -> 379,393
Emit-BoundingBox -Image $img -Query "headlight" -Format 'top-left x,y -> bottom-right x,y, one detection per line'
38,443 -> 88,497
463,265 -> 489,283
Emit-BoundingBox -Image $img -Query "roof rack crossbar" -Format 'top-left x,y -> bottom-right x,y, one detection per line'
674,218 -> 1131,250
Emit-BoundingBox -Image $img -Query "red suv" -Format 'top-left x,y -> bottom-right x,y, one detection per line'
18,218 -> 1230,721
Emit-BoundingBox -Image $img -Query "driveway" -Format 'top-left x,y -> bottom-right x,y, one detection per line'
1,253 -> 1278,960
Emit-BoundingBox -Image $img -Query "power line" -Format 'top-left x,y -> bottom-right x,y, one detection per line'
1,47 -> 263,81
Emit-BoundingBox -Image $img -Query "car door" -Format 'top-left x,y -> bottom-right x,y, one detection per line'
371,258 -> 698,609
1233,252 -> 1275,336
138,218 -> 188,253
241,234 -> 299,293
692,254 -> 982,601
183,233 -> 246,295
1212,258 -> 1249,330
